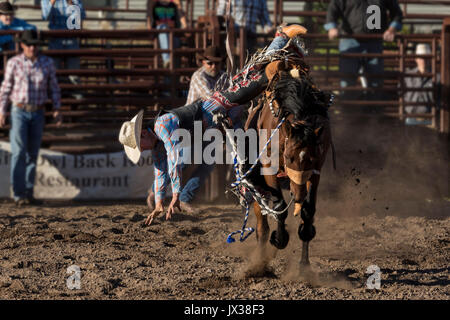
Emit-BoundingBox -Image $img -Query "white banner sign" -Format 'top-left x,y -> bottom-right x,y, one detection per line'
0,141 -> 154,199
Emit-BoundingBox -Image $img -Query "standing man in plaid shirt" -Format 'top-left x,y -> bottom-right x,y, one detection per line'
0,30 -> 61,206
216,0 -> 274,55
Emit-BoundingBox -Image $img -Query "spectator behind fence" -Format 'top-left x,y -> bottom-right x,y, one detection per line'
216,0 -> 274,56
324,0 -> 403,100
403,44 -> 440,126
41,0 -> 86,84
0,29 -> 61,206
146,0 -> 187,68
187,45 -> 243,128
0,1 -> 36,59
186,46 -> 226,105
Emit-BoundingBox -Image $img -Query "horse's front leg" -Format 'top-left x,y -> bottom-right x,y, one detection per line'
263,174 -> 289,250
298,176 -> 320,266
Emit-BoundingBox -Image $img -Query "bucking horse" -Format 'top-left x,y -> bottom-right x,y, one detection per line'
214,24 -> 335,269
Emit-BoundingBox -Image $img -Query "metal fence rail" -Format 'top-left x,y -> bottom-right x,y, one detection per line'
0,13 -> 448,155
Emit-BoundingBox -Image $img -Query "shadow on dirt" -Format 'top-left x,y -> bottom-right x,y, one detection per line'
382,267 -> 450,286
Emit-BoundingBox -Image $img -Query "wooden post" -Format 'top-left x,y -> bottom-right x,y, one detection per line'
189,0 -> 194,28
431,38 -> 437,129
398,38 -> 405,121
239,26 -> 246,69
205,0 -> 210,15
169,30 -> 176,99
441,18 -> 450,134
209,15 -> 221,46
273,0 -> 279,26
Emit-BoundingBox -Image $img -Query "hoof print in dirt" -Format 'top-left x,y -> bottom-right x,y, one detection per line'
37,223 -> 49,230
53,234 -> 64,240
244,266 -> 277,279
111,228 -> 124,235
130,213 -> 145,222
112,215 -> 125,223
163,241 -> 175,248
178,227 -> 206,237
103,278 -> 125,294
402,259 -> 418,266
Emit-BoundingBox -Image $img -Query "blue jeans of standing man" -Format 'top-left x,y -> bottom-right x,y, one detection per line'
156,24 -> 180,66
9,106 -> 45,200
49,39 -> 81,84
339,38 -> 384,99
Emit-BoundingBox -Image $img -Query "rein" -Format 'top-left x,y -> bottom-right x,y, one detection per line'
213,112 -> 294,243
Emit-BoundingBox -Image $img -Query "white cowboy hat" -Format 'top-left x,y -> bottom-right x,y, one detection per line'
118,110 -> 144,164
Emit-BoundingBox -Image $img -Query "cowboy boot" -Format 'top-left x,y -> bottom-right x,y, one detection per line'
280,24 -> 308,38
266,24 -> 308,53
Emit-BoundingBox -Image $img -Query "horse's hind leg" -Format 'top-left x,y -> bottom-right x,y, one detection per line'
298,178 -> 319,266
253,202 -> 269,246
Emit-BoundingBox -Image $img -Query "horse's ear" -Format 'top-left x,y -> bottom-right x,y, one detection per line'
314,126 -> 324,137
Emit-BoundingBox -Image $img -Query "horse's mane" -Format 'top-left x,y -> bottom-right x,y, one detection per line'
273,71 -> 330,122
271,71 -> 331,145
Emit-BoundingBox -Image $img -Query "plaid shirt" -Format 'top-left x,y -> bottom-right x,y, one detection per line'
186,66 -> 225,105
41,0 -> 86,30
151,101 -> 232,202
216,0 -> 272,34
0,53 -> 61,115
152,113 -> 182,203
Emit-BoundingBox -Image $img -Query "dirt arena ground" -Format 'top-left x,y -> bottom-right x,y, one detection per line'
0,111 -> 448,300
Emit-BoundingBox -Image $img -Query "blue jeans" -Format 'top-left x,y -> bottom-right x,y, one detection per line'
339,38 -> 384,97
9,106 -> 45,200
49,39 -> 81,84
157,24 -> 180,65
151,161 -> 214,203
179,163 -> 215,203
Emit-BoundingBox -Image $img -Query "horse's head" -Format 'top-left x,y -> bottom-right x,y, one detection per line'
282,118 -> 324,214
261,69 -> 331,215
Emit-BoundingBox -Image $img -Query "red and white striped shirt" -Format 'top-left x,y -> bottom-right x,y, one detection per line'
0,53 -> 61,115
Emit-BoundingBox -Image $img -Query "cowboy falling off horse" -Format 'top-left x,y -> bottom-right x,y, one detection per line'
118,24 -> 334,266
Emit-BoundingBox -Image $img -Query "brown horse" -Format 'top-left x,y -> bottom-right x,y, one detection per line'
244,62 -> 334,267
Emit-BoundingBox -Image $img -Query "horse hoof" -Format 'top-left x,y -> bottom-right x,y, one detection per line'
269,229 -> 289,249
298,223 -> 316,242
